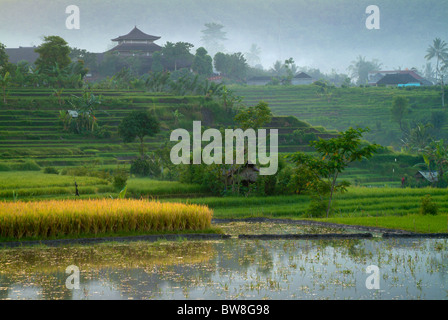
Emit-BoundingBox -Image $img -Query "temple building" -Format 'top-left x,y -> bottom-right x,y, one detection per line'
107,26 -> 162,57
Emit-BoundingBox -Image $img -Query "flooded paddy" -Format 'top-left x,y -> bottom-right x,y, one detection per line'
0,222 -> 447,300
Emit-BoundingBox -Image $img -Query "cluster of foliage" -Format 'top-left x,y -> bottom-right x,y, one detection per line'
289,128 -> 381,217
118,110 -> 160,156
58,91 -> 109,138
420,194 -> 438,215
129,144 -> 178,181
213,52 -> 248,82
0,37 -> 88,94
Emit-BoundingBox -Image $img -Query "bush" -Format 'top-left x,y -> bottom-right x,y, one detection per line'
130,157 -> 150,176
0,163 -> 11,171
10,160 -> 41,171
113,168 -> 129,190
43,167 -> 59,174
306,198 -> 328,218
420,194 -> 438,215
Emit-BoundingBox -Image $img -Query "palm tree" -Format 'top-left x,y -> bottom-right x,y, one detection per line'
270,60 -> 285,77
425,38 -> 448,83
348,55 -> 382,85
245,44 -> 261,67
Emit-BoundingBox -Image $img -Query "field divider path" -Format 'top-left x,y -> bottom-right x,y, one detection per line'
0,233 -> 232,248
238,233 -> 373,240
212,217 -> 412,234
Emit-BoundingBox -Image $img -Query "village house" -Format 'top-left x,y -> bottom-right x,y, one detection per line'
291,72 -> 314,85
368,70 -> 433,87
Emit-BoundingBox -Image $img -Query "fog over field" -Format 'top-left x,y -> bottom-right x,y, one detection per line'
0,0 -> 447,73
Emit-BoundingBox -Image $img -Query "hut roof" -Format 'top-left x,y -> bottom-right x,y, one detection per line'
294,72 -> 312,79
415,171 -> 438,183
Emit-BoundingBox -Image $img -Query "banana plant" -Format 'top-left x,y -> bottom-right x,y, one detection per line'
69,91 -> 103,132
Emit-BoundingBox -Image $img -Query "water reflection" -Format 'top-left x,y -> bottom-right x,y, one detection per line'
0,236 -> 447,300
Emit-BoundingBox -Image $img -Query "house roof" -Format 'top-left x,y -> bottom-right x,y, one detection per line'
247,76 -> 274,81
107,42 -> 162,53
370,70 -> 424,79
112,26 -> 161,42
416,171 -> 438,183
376,73 -> 425,85
226,162 -> 260,176
294,72 -> 312,79
5,47 -> 39,64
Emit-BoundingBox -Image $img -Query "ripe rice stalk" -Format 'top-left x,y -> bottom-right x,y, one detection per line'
0,199 -> 213,239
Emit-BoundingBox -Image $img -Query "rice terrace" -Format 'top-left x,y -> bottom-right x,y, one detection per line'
0,0 -> 448,305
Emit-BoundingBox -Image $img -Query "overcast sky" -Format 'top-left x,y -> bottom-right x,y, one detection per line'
0,0 -> 447,74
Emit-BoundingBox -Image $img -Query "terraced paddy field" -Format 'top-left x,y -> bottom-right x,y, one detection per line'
1,88 -> 445,237
232,85 -> 447,147
0,88 -> 339,171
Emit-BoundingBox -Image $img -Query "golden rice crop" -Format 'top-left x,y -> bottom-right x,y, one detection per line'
0,199 -> 213,239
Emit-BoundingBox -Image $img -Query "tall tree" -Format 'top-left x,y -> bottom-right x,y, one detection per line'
192,47 -> 213,76
201,23 -> 227,57
162,42 -> 194,71
118,111 -> 160,156
0,43 -> 9,76
151,51 -> 164,73
245,44 -> 261,67
425,38 -> 448,83
35,36 -> 71,76
289,128 -> 380,217
214,52 -> 248,81
69,47 -> 98,74
270,60 -> 286,77
234,101 -> 272,130
391,96 -> 409,133
348,55 -> 382,85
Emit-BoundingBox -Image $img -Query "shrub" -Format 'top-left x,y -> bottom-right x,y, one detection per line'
0,163 -> 11,171
113,168 -> 129,190
420,194 -> 438,215
130,157 -> 150,176
43,167 -> 59,174
306,199 -> 328,218
10,160 -> 41,171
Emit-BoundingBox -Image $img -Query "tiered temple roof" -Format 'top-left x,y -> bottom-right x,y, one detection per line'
108,26 -> 162,56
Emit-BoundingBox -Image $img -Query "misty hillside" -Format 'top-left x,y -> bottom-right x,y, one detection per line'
0,0 -> 446,72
